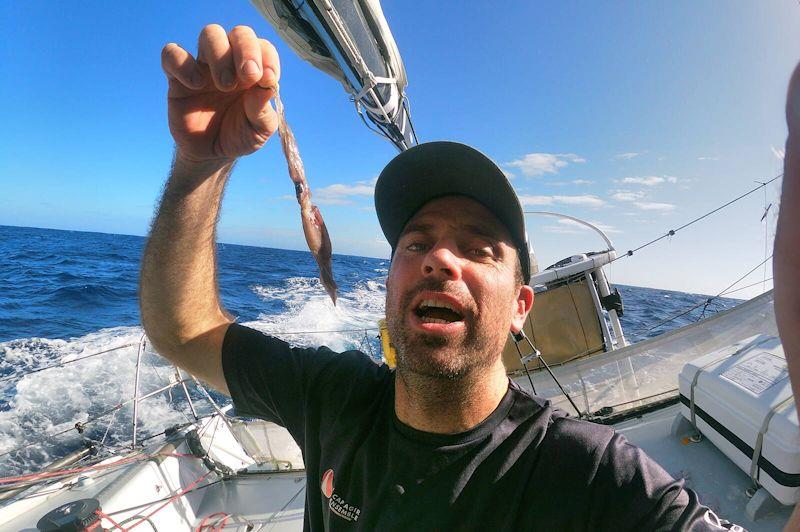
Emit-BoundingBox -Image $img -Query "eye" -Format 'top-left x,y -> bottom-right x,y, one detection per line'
469,246 -> 493,258
405,241 -> 429,252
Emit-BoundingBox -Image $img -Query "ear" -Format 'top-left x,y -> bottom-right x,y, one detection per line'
510,284 -> 534,334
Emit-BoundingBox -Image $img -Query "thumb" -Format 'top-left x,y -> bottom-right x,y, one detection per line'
243,86 -> 279,139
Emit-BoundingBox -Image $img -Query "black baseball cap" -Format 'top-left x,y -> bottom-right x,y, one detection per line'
374,141 -> 531,284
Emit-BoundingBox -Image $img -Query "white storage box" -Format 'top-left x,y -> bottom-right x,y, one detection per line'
678,334 -> 800,505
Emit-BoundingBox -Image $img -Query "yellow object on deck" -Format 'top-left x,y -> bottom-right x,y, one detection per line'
378,319 -> 397,368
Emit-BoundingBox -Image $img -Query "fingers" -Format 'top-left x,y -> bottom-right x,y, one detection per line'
161,43 -> 206,90
243,86 -> 279,138
257,38 -> 280,88
228,26 -> 263,88
196,24 -> 280,92
198,24 -> 236,91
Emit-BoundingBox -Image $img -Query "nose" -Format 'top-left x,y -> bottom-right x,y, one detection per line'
422,241 -> 462,280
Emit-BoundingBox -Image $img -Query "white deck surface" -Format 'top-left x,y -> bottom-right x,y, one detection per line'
617,403 -> 792,531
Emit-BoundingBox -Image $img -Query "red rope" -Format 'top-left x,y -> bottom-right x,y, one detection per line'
195,512 -> 232,531
95,509 -> 127,531
0,454 -> 148,485
0,451 -> 201,486
124,469 -> 214,531
212,514 -> 232,531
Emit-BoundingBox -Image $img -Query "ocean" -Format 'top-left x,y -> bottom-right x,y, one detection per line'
0,224 -> 741,475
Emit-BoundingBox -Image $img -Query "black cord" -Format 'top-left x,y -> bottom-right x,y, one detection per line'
612,173 -> 782,264
631,254 -> 773,337
116,514 -> 159,531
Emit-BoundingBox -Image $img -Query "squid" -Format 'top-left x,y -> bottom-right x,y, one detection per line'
273,87 -> 338,305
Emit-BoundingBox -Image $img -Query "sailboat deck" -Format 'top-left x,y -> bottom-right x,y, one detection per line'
617,403 -> 791,530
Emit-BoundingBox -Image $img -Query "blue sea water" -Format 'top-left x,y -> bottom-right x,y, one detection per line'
0,224 -> 741,474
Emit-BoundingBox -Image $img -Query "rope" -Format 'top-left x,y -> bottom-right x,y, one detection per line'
0,451 -> 200,487
2,327 -> 380,385
611,173 -> 782,264
101,479 -> 223,519
631,254 -> 773,337
96,509 -> 128,531
0,342 -> 139,383
721,278 -> 773,296
195,512 -> 232,532
123,469 -> 214,531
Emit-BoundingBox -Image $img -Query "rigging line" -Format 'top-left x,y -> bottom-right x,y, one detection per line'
760,182 -> 771,293
99,408 -> 120,448
721,278 -> 773,296
0,342 -> 139,383
355,101 -> 395,142
123,469 -> 215,531
611,173 -> 783,263
402,96 -> 419,145
113,514 -> 158,532
632,254 -> 773,336
0,451 -> 155,485
0,378 -> 192,459
256,484 -> 307,531
0,423 -> 90,460
603,388 -> 679,412
103,478 -> 223,518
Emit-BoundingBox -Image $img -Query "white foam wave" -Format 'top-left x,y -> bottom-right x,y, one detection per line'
0,326 -> 200,474
0,275 -> 388,474
249,276 -> 386,353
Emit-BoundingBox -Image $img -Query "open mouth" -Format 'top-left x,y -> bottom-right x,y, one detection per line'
413,299 -> 465,324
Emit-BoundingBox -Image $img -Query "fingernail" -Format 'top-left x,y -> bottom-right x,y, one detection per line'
220,69 -> 235,88
264,67 -> 276,84
242,59 -> 260,77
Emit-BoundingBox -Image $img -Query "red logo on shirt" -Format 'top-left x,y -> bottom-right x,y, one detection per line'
321,469 -> 334,499
320,468 -> 361,521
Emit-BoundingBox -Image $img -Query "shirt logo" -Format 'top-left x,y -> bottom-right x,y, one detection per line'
321,469 -> 335,499
320,468 -> 362,522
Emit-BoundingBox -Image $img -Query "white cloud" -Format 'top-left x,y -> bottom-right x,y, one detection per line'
614,152 -> 639,160
518,195 -> 555,206
634,201 -> 676,212
557,195 -> 604,206
519,194 -> 605,208
287,177 -> 377,206
502,169 -> 516,179
560,218 -> 620,233
771,146 -> 786,160
697,156 -> 719,161
611,191 -> 646,202
504,152 -> 586,177
617,176 -> 665,186
571,179 -> 594,185
542,219 -> 620,235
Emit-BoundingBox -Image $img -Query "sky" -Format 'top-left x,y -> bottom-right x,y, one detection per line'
1,1 -> 798,298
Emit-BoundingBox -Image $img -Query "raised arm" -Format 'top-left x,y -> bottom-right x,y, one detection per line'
776,64 -> 800,532
139,25 -> 280,394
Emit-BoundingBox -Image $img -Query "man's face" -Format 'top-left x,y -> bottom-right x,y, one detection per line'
385,196 -> 532,380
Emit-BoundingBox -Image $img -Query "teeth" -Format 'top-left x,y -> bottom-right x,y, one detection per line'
420,317 -> 449,324
419,299 -> 459,313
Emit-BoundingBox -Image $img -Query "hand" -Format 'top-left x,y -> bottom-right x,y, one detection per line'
161,25 -> 281,165
788,62 -> 800,137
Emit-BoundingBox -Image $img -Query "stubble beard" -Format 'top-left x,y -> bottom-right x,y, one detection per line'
386,278 -> 505,382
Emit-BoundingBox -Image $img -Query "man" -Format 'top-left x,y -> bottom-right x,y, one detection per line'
140,25 -> 736,530
774,64 -> 800,532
